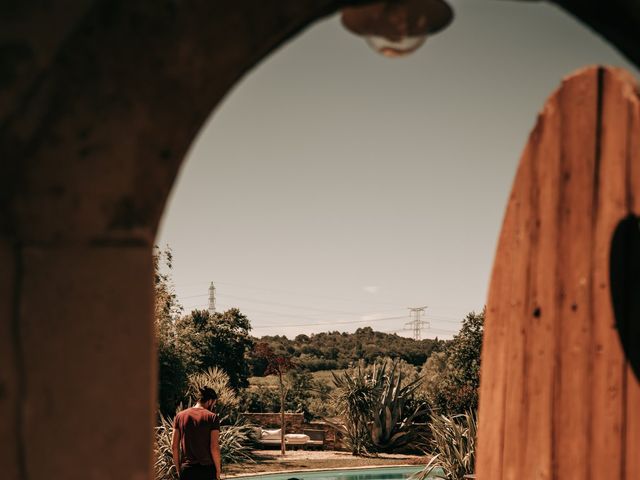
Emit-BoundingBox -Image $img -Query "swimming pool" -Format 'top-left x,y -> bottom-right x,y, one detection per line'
233,465 -> 443,480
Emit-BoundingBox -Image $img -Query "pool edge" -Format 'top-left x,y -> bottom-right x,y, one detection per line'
226,464 -> 424,479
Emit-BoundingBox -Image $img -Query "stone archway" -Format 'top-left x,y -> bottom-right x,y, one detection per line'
0,2 -> 351,479
2,2 -> 640,480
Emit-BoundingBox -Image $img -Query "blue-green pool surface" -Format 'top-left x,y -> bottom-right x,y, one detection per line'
234,466 -> 444,480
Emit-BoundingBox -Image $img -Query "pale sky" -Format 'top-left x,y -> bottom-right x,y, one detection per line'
157,0 -> 638,340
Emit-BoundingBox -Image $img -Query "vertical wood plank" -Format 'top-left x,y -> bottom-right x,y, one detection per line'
589,67 -> 628,480
477,155 -> 526,480
499,128 -> 538,480
521,95 -> 561,480
625,71 -> 640,480
552,69 -> 598,480
475,224 -> 508,478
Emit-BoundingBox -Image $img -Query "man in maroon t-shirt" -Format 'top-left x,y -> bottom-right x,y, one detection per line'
172,387 -> 222,480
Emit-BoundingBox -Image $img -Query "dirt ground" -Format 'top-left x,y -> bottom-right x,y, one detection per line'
225,450 -> 428,476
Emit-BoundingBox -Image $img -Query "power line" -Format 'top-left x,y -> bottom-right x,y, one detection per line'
180,280 -> 410,308
182,299 -> 462,329
176,279 -> 482,313
182,291 -> 462,323
214,293 -> 391,317
182,300 -> 415,330
178,284 -> 475,326
250,315 -> 408,330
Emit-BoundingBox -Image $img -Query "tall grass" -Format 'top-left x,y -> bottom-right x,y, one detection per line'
414,411 -> 477,480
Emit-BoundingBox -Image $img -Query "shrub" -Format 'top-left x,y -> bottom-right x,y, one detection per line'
415,411 -> 477,480
239,385 -> 280,413
418,312 -> 484,416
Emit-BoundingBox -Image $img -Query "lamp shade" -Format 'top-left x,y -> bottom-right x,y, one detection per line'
341,0 -> 453,57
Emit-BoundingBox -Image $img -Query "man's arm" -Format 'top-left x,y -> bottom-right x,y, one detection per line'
172,426 -> 182,477
210,429 -> 222,480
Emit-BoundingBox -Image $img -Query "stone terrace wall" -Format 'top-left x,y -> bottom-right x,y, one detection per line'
241,412 -> 305,431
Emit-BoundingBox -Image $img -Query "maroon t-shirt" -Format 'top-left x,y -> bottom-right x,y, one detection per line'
173,407 -> 220,466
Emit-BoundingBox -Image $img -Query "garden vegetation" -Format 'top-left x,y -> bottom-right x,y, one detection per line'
154,248 -> 483,477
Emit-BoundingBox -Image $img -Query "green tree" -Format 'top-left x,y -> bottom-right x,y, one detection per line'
175,308 -> 254,389
253,342 -> 295,455
154,247 -> 188,415
424,311 -> 484,415
285,370 -> 316,421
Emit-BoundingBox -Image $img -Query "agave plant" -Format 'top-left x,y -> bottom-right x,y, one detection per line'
414,410 -> 477,480
331,360 -> 428,455
370,360 -> 429,451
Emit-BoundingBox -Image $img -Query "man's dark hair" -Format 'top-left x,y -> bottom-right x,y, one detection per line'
198,387 -> 218,403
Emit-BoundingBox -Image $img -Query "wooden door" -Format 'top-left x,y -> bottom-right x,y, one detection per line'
477,66 -> 640,480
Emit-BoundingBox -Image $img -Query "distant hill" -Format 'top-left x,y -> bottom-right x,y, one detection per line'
249,326 -> 445,376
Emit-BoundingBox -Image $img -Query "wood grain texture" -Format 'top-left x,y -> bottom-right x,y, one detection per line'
588,68 -> 628,480
626,89 -> 640,480
477,66 -> 640,480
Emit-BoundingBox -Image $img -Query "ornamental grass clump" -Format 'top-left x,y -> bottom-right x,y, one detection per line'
154,366 -> 257,480
413,410 -> 477,480
186,367 -> 239,420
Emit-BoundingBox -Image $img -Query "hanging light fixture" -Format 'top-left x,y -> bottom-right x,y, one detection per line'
341,0 -> 453,57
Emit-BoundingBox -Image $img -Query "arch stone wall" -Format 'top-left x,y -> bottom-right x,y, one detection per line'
0,2 -> 350,479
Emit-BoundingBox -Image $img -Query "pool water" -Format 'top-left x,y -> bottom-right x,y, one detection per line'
234,465 -> 444,480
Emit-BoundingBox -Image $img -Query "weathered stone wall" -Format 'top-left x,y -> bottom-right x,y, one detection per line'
241,412 -> 305,431
307,420 -> 345,450
0,2 -> 355,479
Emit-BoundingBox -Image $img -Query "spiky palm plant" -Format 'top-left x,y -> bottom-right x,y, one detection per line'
414,411 -> 477,480
370,361 -> 429,451
186,367 -> 239,420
